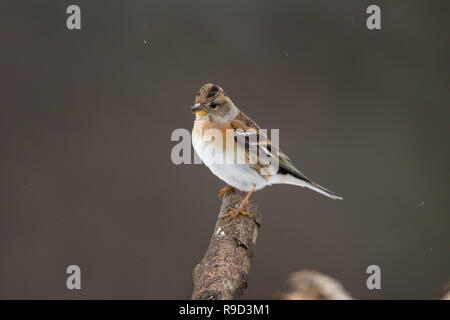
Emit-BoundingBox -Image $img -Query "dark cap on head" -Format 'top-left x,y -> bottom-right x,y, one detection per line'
195,83 -> 224,104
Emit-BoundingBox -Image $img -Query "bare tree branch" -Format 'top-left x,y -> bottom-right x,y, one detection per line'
191,189 -> 261,300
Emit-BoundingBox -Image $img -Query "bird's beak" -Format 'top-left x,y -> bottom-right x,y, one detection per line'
190,103 -> 207,115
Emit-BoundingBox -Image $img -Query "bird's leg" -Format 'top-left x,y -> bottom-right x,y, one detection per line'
218,185 -> 234,199
221,185 -> 255,220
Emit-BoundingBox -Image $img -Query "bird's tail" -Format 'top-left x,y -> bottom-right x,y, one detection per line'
303,180 -> 343,200
277,175 -> 343,200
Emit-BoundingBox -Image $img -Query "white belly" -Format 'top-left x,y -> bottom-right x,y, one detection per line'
192,128 -> 269,191
206,163 -> 268,191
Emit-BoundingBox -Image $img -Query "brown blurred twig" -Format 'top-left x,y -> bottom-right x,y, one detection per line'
283,270 -> 353,300
438,279 -> 450,300
191,189 -> 261,300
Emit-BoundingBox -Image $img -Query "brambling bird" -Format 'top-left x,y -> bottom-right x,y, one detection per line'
190,83 -> 343,220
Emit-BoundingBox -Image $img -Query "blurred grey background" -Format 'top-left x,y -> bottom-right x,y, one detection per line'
0,0 -> 449,299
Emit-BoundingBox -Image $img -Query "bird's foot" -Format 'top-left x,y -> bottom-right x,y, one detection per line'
220,185 -> 256,220
220,207 -> 253,220
220,195 -> 253,220
218,185 -> 234,199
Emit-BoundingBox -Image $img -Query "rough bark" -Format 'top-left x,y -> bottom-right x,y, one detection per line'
191,189 -> 261,300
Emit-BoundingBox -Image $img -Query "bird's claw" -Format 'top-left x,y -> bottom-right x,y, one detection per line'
220,208 -> 253,220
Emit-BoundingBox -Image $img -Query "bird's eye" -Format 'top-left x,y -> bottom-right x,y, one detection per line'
210,102 -> 218,109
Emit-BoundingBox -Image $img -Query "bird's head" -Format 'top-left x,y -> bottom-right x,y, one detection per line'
190,83 -> 238,122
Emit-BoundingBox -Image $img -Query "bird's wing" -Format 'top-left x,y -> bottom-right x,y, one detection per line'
230,112 -> 310,182
230,111 -> 343,199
